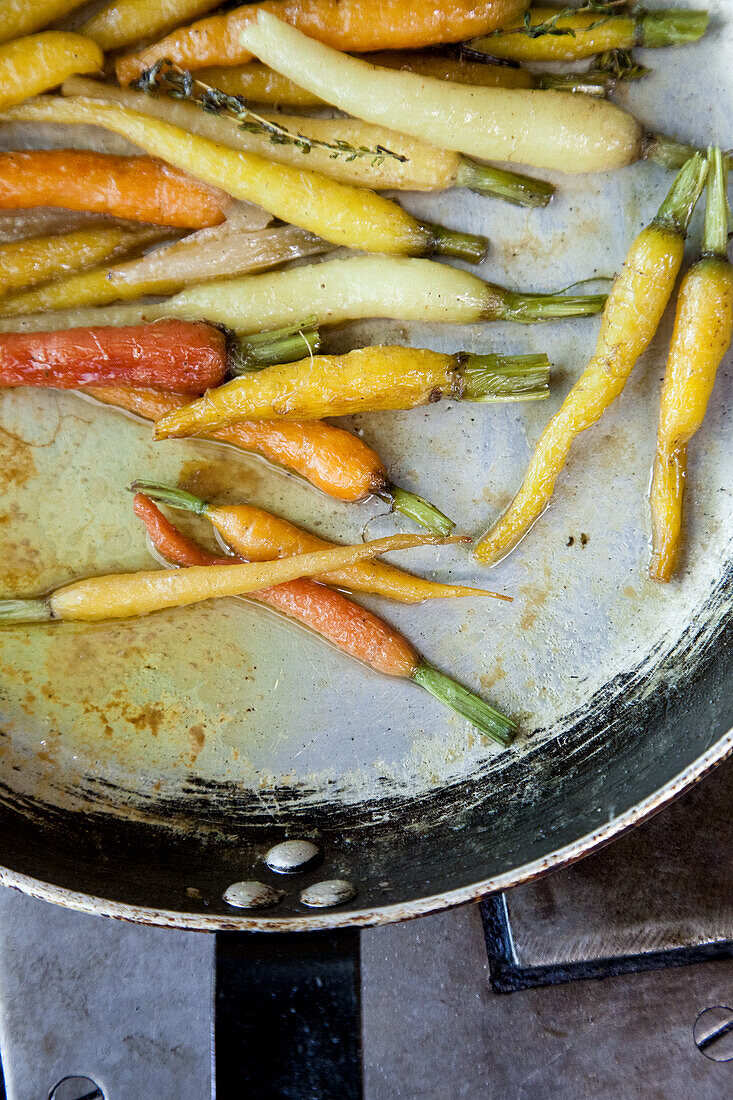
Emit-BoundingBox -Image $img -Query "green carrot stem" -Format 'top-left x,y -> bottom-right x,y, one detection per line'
229,319 -> 321,373
702,147 -> 729,258
460,352 -> 551,402
412,661 -> 515,746
637,8 -> 709,48
493,289 -> 607,323
382,486 -> 455,537
425,222 -> 489,263
454,159 -> 555,208
652,152 -> 708,234
0,598 -> 53,623
644,133 -> 732,173
129,481 -> 207,514
535,71 -> 611,95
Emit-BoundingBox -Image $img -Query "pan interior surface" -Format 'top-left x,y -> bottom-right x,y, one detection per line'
0,10 -> 730,923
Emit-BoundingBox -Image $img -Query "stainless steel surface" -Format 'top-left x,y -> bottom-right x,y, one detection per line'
0,889 -> 211,1100
0,3 -> 729,927
222,881 -> 283,910
693,1006 -> 733,1062
265,839 -> 320,873
300,879 -> 357,908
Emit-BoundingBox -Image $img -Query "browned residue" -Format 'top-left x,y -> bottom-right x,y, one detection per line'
480,659 -> 507,691
179,455 -> 265,504
0,425 -> 37,489
518,566 -> 553,632
188,723 -> 206,762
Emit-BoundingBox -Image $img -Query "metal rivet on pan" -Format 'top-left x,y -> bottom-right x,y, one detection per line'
300,879 -> 356,908
265,839 -> 320,874
223,881 -> 283,910
693,1006 -> 733,1061
49,1077 -> 104,1100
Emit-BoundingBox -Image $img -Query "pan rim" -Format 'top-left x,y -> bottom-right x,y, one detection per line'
0,728 -> 730,932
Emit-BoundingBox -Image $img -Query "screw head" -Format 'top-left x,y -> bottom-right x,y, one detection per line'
48,1077 -> 104,1100
222,880 -> 283,910
300,879 -> 356,908
694,1005 -> 733,1062
265,839 -> 320,874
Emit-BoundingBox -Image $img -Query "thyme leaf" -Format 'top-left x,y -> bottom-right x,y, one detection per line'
592,47 -> 650,81
132,59 -> 408,166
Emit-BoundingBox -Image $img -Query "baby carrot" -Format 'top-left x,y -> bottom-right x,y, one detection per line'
470,7 -> 708,64
131,482 -> 509,604
133,494 -> 515,744
66,71 -> 554,209
84,384 -> 453,534
7,96 -> 486,262
4,256 -> 606,337
153,346 -> 551,435
0,33 -> 102,111
0,226 -> 155,300
0,322 -> 229,394
649,148 -> 733,582
0,533 -> 446,623
237,12 -> 642,174
0,2 -> 89,45
0,150 -> 226,229
115,0 -> 527,84
475,153 -> 708,567
82,0 -> 221,52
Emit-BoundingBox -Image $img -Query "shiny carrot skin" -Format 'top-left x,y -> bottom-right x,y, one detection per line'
133,493 -> 418,676
649,148 -> 733,582
474,154 -> 708,566
132,494 -> 515,743
83,383 -> 389,500
0,322 -> 227,393
132,483 -> 508,604
0,151 -> 225,229
116,0 -> 527,83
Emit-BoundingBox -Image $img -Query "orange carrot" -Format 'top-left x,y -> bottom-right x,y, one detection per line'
117,0 -> 527,83
133,492 -> 417,675
133,493 -> 515,742
0,150 -> 226,228
83,382 -> 389,500
0,321 -> 227,393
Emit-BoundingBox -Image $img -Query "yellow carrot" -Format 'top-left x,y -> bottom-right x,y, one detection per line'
0,534 -> 448,624
0,1 -> 88,45
153,345 -> 550,435
650,148 -> 733,582
0,227 -> 157,300
2,95 -> 486,261
82,0 -> 221,52
470,6 -> 709,63
0,34 -> 103,112
132,482 -> 509,604
475,154 -> 708,566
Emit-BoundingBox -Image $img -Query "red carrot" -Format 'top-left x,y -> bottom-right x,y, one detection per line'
132,493 -> 516,743
0,321 -> 227,393
0,150 -> 226,228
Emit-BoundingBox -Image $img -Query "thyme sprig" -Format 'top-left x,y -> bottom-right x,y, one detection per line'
491,0 -> 628,39
132,59 -> 408,166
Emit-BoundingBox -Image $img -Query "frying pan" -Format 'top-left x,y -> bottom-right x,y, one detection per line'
0,0 -> 730,1001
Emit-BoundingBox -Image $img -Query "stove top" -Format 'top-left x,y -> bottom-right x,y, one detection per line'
0,761 -> 729,1099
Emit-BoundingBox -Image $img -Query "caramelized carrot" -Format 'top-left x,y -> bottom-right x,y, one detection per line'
133,493 -> 418,676
82,384 -> 454,534
132,494 -> 515,743
0,322 -> 227,393
0,150 -> 225,229
131,482 -> 509,604
83,382 -> 389,499
117,0 -> 527,83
